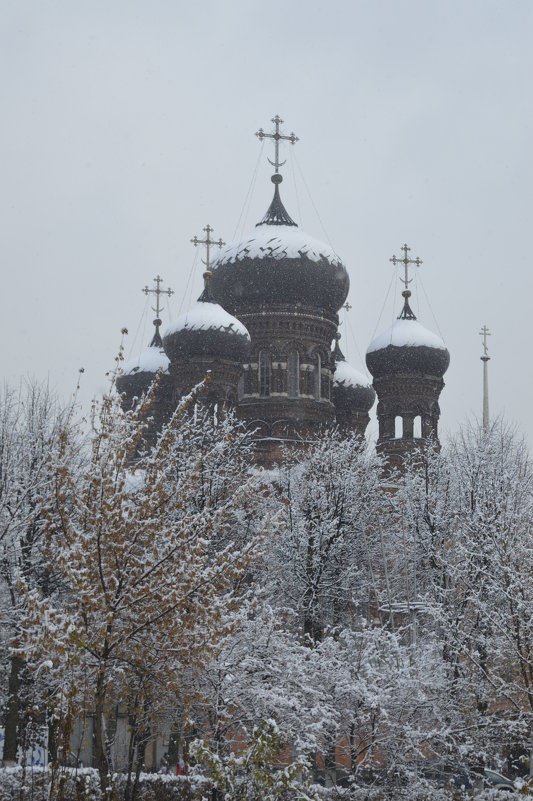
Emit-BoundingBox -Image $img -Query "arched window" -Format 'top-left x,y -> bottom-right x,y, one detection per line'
288,351 -> 299,397
413,415 -> 422,438
395,415 -> 403,439
314,354 -> 322,400
259,351 -> 271,397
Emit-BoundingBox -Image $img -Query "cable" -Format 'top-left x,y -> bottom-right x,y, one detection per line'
414,269 -> 420,319
232,142 -> 264,241
177,248 -> 200,317
292,152 -> 336,251
418,272 -> 445,340
163,292 -> 173,327
125,295 -> 150,362
345,315 -> 371,377
289,148 -> 302,227
370,265 -> 397,343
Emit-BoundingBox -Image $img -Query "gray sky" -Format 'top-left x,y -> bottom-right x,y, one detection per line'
1,0 -> 532,446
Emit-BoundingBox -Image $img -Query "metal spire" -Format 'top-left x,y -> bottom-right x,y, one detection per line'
255,114 -> 299,176
254,115 -> 299,227
390,243 -> 422,320
191,224 -> 225,272
480,325 -> 491,430
332,331 -> 346,362
142,275 -> 174,347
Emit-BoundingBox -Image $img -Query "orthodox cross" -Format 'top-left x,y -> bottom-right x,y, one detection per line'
142,275 -> 174,319
479,325 -> 491,359
390,243 -> 423,292
191,224 -> 225,271
255,115 -> 299,173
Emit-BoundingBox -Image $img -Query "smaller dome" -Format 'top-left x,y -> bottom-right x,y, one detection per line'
163,291 -> 250,363
121,344 -> 170,377
332,335 -> 376,413
367,318 -> 446,354
334,359 -> 372,391
366,318 -> 450,379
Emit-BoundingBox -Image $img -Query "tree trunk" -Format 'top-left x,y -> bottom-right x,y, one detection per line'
131,736 -> 147,801
3,654 -> 23,766
93,670 -> 110,789
124,721 -> 137,801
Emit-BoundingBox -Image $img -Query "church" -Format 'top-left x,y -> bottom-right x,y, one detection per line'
117,115 -> 450,465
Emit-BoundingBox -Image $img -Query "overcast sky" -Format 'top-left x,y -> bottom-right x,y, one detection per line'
1,0 -> 532,446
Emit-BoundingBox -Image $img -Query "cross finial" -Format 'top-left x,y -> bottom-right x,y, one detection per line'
343,302 -> 352,313
191,224 -> 225,271
390,243 -> 422,320
142,275 -> 174,319
255,115 -> 299,175
390,243 -> 423,292
479,325 -> 491,359
142,275 -> 173,346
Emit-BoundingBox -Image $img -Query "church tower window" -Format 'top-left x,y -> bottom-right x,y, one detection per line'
288,351 -> 299,397
259,351 -> 271,397
314,354 -> 322,400
395,416 -> 403,439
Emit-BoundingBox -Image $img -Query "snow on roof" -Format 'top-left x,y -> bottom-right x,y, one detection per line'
211,225 -> 343,268
367,318 -> 446,354
334,359 -> 372,389
121,345 -> 170,376
164,300 -> 250,339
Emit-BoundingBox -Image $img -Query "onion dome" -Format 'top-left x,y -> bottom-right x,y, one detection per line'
333,334 -> 376,413
210,174 -> 349,314
117,317 -> 171,430
120,327 -> 170,377
366,293 -> 449,379
163,271 -> 250,362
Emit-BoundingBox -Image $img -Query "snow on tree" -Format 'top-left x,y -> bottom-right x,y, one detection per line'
0,379 -> 82,769
18,376 -> 268,797
385,422 -> 533,784
5,386 -> 533,800
189,431 -> 453,795
266,432 -> 384,644
433,422 -> 533,771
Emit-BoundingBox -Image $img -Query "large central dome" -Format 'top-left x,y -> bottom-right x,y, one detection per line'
210,176 -> 349,314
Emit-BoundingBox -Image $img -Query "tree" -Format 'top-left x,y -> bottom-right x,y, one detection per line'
436,422 -> 533,773
0,379 -> 81,768
191,719 -> 319,801
19,377 -> 267,797
267,432 -> 384,644
388,422 -> 533,784
210,431 -> 449,795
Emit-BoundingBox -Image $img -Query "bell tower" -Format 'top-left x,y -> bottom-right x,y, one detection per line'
366,244 -> 450,464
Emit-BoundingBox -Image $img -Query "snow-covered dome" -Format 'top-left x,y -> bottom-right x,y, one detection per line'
332,335 -> 375,414
214,226 -> 343,270
366,312 -> 449,379
210,176 -> 349,314
163,280 -> 250,363
334,359 -> 373,391
121,344 -> 170,377
367,318 -> 446,354
117,325 -> 171,407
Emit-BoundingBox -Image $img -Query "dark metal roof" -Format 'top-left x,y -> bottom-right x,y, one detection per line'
398,292 -> 417,320
149,323 -> 164,348
256,176 -> 297,228
332,333 -> 345,362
